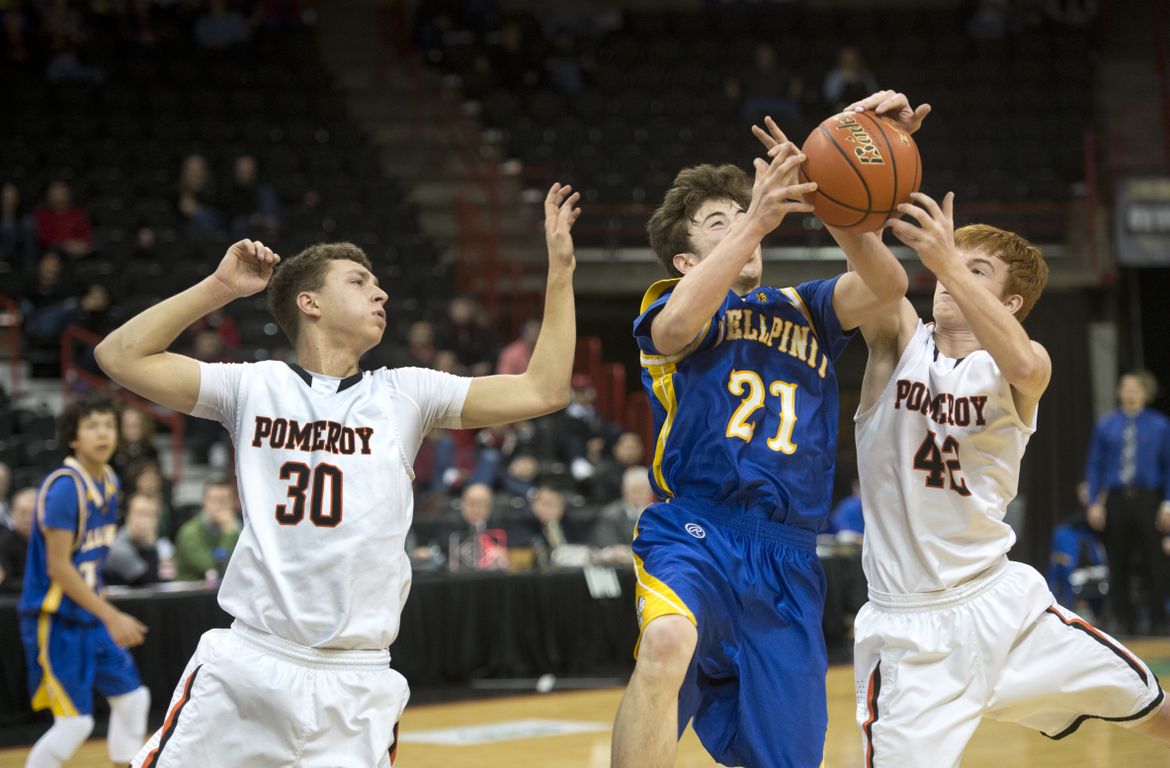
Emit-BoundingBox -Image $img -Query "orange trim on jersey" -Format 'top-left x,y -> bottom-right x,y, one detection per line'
862,663 -> 881,768
1044,606 -> 1149,686
143,665 -> 202,768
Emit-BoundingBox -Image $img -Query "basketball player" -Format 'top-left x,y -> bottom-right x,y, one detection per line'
848,92 -> 1170,766
19,393 -> 151,768
612,131 -> 912,766
94,183 -> 581,767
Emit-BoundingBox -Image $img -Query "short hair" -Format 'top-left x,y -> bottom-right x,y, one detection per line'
125,492 -> 160,514
953,224 -> 1048,321
647,164 -> 753,277
203,474 -> 234,493
621,466 -> 651,492
57,393 -> 118,451
1123,369 -> 1159,400
266,242 -> 373,344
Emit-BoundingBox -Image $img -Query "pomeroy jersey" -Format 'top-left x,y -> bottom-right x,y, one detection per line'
192,360 -> 470,650
20,458 -> 121,623
634,277 -> 853,529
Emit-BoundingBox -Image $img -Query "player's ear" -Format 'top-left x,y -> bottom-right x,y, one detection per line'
1003,293 -> 1024,317
672,252 -> 698,275
297,290 -> 322,320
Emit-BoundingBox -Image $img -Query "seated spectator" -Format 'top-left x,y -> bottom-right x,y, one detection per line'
112,406 -> 160,483
490,17 -> 543,90
740,43 -> 802,126
1048,482 -> 1106,619
544,28 -> 587,95
593,466 -> 653,565
496,319 -> 540,376
75,281 -> 119,335
124,458 -> 174,537
177,154 -> 223,239
445,483 -> 509,571
0,487 -> 34,593
590,431 -> 644,503
106,492 -> 171,586
500,453 -> 540,500
436,296 -> 498,376
555,373 -> 616,479
517,484 -> 584,568
127,224 -> 159,264
827,480 -> 865,542
195,0 -> 252,49
822,46 -> 879,113
21,250 -> 77,339
34,180 -> 93,258
223,154 -> 282,237
0,181 -> 37,275
174,477 -> 241,582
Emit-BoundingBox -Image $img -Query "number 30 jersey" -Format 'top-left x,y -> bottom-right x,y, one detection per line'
193,360 -> 469,650
855,321 -> 1033,595
633,277 -> 853,530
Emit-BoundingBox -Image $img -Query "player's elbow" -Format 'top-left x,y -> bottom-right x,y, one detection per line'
93,335 -> 126,378
651,315 -> 699,358
542,385 -> 571,413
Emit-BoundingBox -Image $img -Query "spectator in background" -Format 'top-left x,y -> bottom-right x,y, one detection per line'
500,452 -> 540,500
827,479 -> 864,542
1086,369 -> 1170,635
740,43 -> 803,126
590,431 -> 644,504
105,492 -> 171,586
558,373 -> 615,479
0,487 -> 34,593
177,154 -> 222,239
544,28 -> 588,95
0,460 -> 11,526
34,180 -> 93,258
21,251 -> 77,339
490,17 -> 543,90
521,484 -> 577,566
195,0 -> 252,49
125,458 -> 174,538
127,224 -> 159,264
75,281 -> 119,336
445,483 -> 509,570
1,181 -> 37,275
223,154 -> 282,238
822,46 -> 879,113
396,320 -> 437,368
1048,481 -> 1106,620
593,466 -> 653,565
175,477 -> 241,582
496,319 -> 540,376
186,308 -> 242,353
436,296 -> 498,376
112,406 -> 159,483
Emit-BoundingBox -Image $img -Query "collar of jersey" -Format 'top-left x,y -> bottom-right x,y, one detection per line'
287,363 -> 364,394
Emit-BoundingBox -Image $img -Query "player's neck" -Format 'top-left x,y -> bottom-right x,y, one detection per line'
68,454 -> 105,480
931,323 -> 982,359
734,278 -> 762,296
295,337 -> 362,378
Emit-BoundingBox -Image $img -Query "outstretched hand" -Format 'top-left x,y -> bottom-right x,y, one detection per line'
846,90 -> 931,135
744,135 -> 817,236
213,239 -> 280,299
886,191 -> 958,275
544,183 -> 581,272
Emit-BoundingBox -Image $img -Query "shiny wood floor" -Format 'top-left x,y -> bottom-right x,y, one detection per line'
3,639 -> 1168,767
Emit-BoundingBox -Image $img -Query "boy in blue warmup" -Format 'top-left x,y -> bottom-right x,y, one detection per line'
20,393 -> 151,768
611,102 -> 926,768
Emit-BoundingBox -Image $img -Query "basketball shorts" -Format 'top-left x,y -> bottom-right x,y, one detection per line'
20,612 -> 143,717
132,620 -> 408,768
631,499 -> 829,768
854,559 -> 1165,768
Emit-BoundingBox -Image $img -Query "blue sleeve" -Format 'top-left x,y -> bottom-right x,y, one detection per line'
1084,418 -> 1107,503
794,275 -> 854,361
40,476 -> 80,534
633,279 -> 729,358
1160,416 -> 1170,504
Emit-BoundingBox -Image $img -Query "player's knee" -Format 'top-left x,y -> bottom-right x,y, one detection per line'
637,616 -> 697,677
107,686 -> 151,762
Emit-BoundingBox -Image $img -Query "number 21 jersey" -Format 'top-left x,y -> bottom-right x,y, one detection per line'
193,360 -> 469,650
855,321 -> 1033,595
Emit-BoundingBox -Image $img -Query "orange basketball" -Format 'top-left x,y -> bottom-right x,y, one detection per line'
799,111 -> 922,232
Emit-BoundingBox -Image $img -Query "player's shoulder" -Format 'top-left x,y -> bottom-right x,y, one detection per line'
639,277 -> 682,313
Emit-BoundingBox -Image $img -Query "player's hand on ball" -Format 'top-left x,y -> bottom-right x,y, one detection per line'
847,90 -> 931,135
886,192 -> 957,274
544,182 -> 581,272
745,143 -> 817,235
213,239 -> 280,299
106,610 -> 148,648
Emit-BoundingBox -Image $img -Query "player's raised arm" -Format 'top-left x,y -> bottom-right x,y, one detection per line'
94,239 -> 278,413
651,145 -> 816,355
459,184 -> 579,429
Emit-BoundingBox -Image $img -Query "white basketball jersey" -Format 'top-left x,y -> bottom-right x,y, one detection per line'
192,360 -> 469,649
855,321 -> 1034,594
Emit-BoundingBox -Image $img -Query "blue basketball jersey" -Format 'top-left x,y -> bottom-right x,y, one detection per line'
633,276 -> 853,530
20,457 -> 121,623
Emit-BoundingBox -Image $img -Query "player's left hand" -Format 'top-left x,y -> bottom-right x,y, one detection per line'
886,192 -> 958,275
544,182 -> 581,272
847,90 -> 931,135
750,117 -> 805,187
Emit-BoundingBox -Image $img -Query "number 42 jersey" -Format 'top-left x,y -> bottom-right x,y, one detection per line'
193,360 -> 469,650
855,321 -> 1034,595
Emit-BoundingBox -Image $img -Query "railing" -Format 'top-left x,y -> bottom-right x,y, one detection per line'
0,293 -> 22,396
60,325 -> 186,482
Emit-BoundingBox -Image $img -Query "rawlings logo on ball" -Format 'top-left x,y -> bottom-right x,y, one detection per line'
835,115 -> 884,165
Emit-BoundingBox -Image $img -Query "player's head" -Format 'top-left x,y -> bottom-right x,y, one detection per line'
934,225 -> 1048,328
58,392 -> 118,467
267,242 -> 388,355
648,164 -> 759,293
10,487 -> 36,538
124,492 -> 161,544
530,484 -> 566,525
1118,369 -> 1157,414
460,483 -> 494,527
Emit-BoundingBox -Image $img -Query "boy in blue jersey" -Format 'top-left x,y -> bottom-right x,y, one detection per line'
611,105 -> 925,767
19,393 -> 151,768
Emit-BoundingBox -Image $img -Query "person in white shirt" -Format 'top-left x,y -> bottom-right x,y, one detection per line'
94,183 -> 582,767
846,91 -> 1170,767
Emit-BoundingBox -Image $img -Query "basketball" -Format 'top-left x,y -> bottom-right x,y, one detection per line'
799,111 -> 922,232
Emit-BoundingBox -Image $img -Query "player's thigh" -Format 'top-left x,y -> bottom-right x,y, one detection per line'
21,615 -> 97,716
986,602 -> 1164,738
302,667 -> 410,768
92,623 -> 143,699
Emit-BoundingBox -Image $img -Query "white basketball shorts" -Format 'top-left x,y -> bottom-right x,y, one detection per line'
132,620 -> 408,768
854,559 -> 1164,768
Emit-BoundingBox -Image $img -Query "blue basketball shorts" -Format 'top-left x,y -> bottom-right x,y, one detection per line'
20,612 -> 143,717
631,499 -> 829,768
